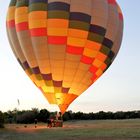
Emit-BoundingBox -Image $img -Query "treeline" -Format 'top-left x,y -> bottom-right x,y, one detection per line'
0,109 -> 140,128
0,111 -> 4,128
2,108 -> 50,124
63,110 -> 140,121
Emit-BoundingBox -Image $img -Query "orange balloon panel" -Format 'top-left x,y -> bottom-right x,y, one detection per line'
6,0 -> 123,114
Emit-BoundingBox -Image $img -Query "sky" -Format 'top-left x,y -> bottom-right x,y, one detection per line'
0,0 -> 140,113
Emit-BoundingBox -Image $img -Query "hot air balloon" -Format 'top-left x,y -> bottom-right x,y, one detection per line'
6,0 -> 123,114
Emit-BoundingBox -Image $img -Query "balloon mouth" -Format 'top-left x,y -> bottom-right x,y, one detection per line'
58,104 -> 69,115
41,90 -> 78,114
56,96 -> 69,114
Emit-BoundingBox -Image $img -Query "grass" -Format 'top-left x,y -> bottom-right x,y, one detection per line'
0,119 -> 140,140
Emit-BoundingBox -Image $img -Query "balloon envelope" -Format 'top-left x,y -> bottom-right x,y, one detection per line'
6,0 -> 123,114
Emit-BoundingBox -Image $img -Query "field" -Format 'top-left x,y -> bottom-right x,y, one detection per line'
0,119 -> 140,140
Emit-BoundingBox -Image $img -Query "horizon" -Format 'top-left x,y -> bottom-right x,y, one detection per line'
1,107 -> 140,114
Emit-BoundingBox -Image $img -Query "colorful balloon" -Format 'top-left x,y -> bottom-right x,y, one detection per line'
6,0 -> 123,114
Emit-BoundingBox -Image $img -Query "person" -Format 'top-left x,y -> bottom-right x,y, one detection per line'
47,119 -> 52,128
58,112 -> 62,120
47,117 -> 55,128
34,119 -> 38,128
50,117 -> 55,127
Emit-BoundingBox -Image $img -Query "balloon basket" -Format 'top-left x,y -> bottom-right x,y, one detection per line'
47,119 -> 63,128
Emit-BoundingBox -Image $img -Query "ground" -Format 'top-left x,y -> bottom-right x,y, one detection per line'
0,119 -> 140,140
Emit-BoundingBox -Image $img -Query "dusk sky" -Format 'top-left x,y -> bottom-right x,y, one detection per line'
0,0 -> 140,113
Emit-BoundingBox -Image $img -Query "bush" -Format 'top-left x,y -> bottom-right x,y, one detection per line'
16,111 -> 36,124
37,109 -> 50,122
0,111 -> 4,128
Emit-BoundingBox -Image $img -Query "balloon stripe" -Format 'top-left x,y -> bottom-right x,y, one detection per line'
68,29 -> 88,39
81,56 -> 94,65
16,0 -> 29,7
16,22 -> 28,32
23,61 -> 30,70
70,12 -> 91,23
6,20 -> 15,28
48,2 -> 70,11
119,13 -> 123,21
96,52 -> 107,62
48,11 -> 69,19
88,32 -> 104,43
48,36 -> 67,44
29,3 -> 47,12
29,0 -> 48,4
53,81 -> 62,87
30,28 -> 47,36
9,0 -> 16,6
69,21 -> 90,31
89,24 -> 106,36
103,38 -> 113,49
7,6 -> 16,21
62,87 -> 70,94
85,41 -> 101,51
89,65 -> 98,74
47,19 -> 68,28
66,45 -> 84,55
41,73 -> 52,81
108,0 -> 117,5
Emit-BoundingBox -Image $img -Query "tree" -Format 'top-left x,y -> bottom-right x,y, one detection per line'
0,111 -> 4,128
37,109 -> 50,122
114,111 -> 125,119
16,111 -> 36,124
63,111 -> 73,121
